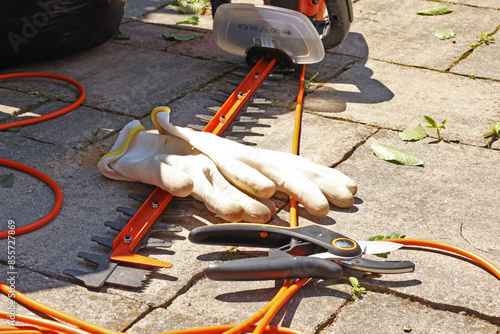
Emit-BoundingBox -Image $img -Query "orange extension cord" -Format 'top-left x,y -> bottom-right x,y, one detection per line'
0,159 -> 63,239
0,72 -> 84,238
0,72 -> 86,132
1,68 -> 499,334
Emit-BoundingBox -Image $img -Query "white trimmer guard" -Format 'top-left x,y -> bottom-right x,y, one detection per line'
213,3 -> 325,64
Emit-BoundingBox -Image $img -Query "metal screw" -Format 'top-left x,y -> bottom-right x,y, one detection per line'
254,72 -> 260,79
219,114 -> 226,122
152,199 -> 159,209
237,92 -> 246,99
124,235 -> 132,244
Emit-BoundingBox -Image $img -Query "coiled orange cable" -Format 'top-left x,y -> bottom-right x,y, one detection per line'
0,159 -> 63,239
388,239 -> 500,280
0,72 -> 85,132
1,63 -> 498,334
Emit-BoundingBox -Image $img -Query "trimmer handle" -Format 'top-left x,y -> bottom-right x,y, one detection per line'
321,0 -> 353,49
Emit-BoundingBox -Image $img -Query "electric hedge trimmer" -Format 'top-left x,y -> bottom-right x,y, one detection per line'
65,1 -> 355,288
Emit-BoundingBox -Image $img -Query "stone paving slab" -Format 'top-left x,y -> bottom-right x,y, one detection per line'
112,21 -> 242,64
141,7 -> 214,31
451,41 -> 500,79
0,89 -> 41,121
304,58 -> 500,149
128,278 -> 352,333
112,20 -> 242,65
326,292 -> 498,334
111,21 -> 181,52
0,131 -> 69,168
0,0 -> 499,332
6,102 -> 134,149
243,110 -> 377,167
273,128 -> 499,319
0,266 -> 149,331
0,77 -> 82,107
124,0 -> 174,19
454,0 -> 500,9
1,42 -> 234,117
332,0 -> 500,71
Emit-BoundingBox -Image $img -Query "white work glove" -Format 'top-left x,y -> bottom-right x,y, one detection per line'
153,108 -> 357,217
98,111 -> 275,223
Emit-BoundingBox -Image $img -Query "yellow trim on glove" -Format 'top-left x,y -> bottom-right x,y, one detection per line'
151,107 -> 171,135
99,124 -> 146,162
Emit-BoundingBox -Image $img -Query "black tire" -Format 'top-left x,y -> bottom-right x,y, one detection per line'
0,0 -> 126,67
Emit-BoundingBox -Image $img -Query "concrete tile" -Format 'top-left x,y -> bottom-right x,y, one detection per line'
112,20 -> 239,64
452,0 -> 500,9
304,59 -> 500,148
451,41 -> 500,80
326,292 -> 498,334
333,0 -> 500,70
142,7 -> 214,31
0,265 -> 148,331
305,53 -> 360,83
274,129 -> 499,319
0,131 -> 68,168
111,21 -> 180,51
0,89 -> 41,121
6,102 -> 133,149
128,278 -> 352,333
0,164 -> 59,230
125,0 -> 174,19
166,31 -> 245,63
243,110 -> 377,167
139,0 -> 262,30
0,76 -> 82,110
1,42 -> 234,117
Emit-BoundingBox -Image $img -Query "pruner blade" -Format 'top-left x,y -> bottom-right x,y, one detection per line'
309,241 -> 403,260
357,241 -> 403,255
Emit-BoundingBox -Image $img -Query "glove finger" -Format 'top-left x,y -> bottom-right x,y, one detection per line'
257,165 -> 330,217
164,154 -> 274,223
216,158 -> 276,199
308,164 -> 357,196
320,183 -> 355,208
154,110 -> 276,199
124,157 -> 194,197
211,175 -> 276,223
302,168 -> 356,208
270,151 -> 358,196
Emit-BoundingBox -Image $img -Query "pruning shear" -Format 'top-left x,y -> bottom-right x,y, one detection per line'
189,224 -> 415,280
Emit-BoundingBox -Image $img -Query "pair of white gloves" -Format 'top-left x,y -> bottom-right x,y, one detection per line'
98,107 -> 357,223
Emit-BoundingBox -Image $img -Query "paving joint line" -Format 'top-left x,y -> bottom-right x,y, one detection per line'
122,1 -> 173,23
121,270 -> 207,332
363,282 -> 500,326
313,296 -> 353,334
319,52 -> 500,82
446,25 -> 500,72
426,0 -> 500,11
136,64 -> 239,119
0,260 -> 83,287
306,111 -> 500,152
373,57 -> 500,82
333,128 -> 380,169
